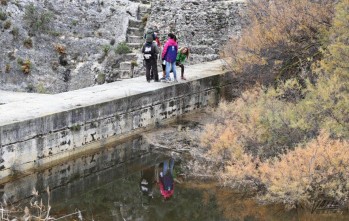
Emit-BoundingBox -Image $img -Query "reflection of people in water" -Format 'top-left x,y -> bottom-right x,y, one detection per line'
140,165 -> 158,198
159,158 -> 175,199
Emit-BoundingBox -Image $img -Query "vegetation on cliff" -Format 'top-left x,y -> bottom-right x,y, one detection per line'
208,0 -> 349,210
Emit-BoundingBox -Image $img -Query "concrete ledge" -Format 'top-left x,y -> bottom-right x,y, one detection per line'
0,60 -> 234,180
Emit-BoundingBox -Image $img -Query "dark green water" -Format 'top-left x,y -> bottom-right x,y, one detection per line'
48,158 -> 349,221
3,135 -> 349,221
49,166 -> 349,221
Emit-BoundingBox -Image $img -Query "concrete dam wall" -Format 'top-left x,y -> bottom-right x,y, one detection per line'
0,60 -> 234,181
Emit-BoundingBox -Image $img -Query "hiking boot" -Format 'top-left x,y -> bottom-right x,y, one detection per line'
181,76 -> 187,80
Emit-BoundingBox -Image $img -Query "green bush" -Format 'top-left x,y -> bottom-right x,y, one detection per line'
5,64 -> 10,73
35,83 -> 46,93
102,44 -> 111,55
23,38 -> 33,48
10,27 -> 19,38
114,42 -> 131,54
3,20 -> 11,29
131,60 -> 138,67
70,124 -> 81,132
141,14 -> 149,24
0,10 -> 7,21
96,72 -> 106,85
23,3 -> 53,34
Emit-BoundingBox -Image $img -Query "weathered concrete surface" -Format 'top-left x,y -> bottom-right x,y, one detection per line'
1,135 -> 164,203
0,59 -> 234,180
0,90 -> 51,104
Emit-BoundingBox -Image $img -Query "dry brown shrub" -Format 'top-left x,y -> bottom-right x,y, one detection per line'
259,131 -> 349,209
54,43 -> 66,54
202,87 -> 303,161
218,131 -> 349,209
223,0 -> 334,85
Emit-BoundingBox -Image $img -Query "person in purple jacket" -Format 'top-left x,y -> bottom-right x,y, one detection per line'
161,33 -> 178,82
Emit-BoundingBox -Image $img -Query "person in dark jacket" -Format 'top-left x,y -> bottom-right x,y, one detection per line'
161,33 -> 178,83
140,165 -> 157,198
141,40 -> 160,82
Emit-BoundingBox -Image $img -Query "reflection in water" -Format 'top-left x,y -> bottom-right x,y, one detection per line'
49,169 -> 349,221
2,135 -> 349,221
159,158 -> 175,199
140,165 -> 158,199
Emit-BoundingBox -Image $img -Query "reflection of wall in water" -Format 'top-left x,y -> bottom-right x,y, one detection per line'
2,136 -> 165,203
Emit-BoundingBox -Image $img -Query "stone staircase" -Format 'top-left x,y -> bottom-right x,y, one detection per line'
114,3 -> 151,79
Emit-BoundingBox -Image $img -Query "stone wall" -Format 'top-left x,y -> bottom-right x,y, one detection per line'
147,0 -> 247,63
1,135 -> 162,203
0,0 -> 140,93
0,71 -> 235,181
0,0 -> 246,93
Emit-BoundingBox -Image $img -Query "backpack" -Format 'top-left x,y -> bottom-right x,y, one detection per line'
145,28 -> 155,43
143,42 -> 155,60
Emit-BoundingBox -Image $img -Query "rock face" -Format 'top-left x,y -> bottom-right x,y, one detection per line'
147,0 -> 246,63
0,0 -> 142,93
0,0 -> 246,93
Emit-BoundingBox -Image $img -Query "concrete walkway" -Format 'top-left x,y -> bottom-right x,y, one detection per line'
0,59 -> 226,126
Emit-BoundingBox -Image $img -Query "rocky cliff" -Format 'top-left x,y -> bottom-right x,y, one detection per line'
0,0 -> 245,93
0,0 -> 147,93
147,0 -> 246,63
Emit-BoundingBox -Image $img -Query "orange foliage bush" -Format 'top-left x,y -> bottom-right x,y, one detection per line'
215,131 -> 349,209
54,44 -> 66,54
202,0 -> 349,211
259,132 -> 349,209
201,87 -> 304,160
223,0 -> 334,84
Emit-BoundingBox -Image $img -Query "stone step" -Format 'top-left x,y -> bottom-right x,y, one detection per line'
127,35 -> 144,44
123,53 -> 138,61
129,19 -> 143,28
120,61 -> 132,70
139,4 -> 151,15
188,54 -> 220,63
127,42 -> 143,50
118,69 -> 133,78
127,27 -> 143,36
106,69 -> 132,82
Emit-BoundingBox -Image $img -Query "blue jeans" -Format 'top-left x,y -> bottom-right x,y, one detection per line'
165,61 -> 177,80
163,159 -> 174,175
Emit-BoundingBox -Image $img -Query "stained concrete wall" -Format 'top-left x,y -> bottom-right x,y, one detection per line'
1,135 -> 165,203
0,62 -> 234,181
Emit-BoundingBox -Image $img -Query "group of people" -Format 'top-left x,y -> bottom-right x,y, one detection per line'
141,27 -> 190,83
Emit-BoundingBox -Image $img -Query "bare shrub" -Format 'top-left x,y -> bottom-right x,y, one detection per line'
223,0 -> 334,85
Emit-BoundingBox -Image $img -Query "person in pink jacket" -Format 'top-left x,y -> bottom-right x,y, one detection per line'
161,33 -> 178,82
158,158 -> 175,199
